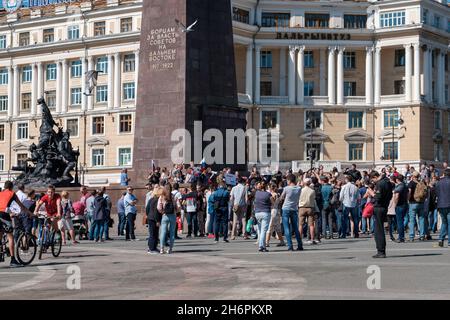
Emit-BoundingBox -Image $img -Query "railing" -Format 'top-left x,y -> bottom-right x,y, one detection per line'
344,96 -> 366,105
380,94 -> 406,105
238,93 -> 252,105
260,96 -> 289,105
292,161 -> 342,173
304,96 -> 328,105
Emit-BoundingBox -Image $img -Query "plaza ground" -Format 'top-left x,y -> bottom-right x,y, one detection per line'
1,234 -> 449,300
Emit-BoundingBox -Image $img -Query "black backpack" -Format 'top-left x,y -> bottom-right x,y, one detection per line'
164,200 -> 175,215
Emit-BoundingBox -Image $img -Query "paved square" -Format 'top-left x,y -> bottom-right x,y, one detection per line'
1,234 -> 449,300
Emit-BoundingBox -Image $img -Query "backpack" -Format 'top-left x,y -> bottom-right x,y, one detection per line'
164,200 -> 175,215
413,181 -> 428,203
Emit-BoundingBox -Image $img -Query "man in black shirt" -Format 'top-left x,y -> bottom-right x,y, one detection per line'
370,171 -> 393,258
393,175 -> 408,243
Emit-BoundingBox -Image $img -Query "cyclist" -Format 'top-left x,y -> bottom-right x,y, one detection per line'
33,185 -> 62,237
0,181 -> 33,268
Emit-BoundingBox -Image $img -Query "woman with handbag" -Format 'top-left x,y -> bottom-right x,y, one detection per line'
59,191 -> 79,245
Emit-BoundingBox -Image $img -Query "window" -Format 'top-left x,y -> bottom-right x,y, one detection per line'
96,57 -> 108,74
43,28 -> 54,43
433,15 -> 441,29
118,148 -> 132,166
92,116 -> 105,135
119,114 -> 133,133
232,7 -> 250,24
344,82 -> 356,96
422,9 -> 428,24
92,149 -> 105,167
261,13 -> 290,28
22,66 -> 32,83
261,111 -> 278,130
394,80 -> 405,94
305,13 -> 330,28
344,52 -> 356,69
380,11 -> 406,28
261,51 -> 272,68
21,93 -> 31,111
123,83 -> 135,101
66,119 -> 79,137
304,51 -> 314,68
0,68 -> 8,85
260,81 -> 272,96
306,143 -> 321,161
68,25 -> 80,40
19,32 -> 30,46
17,153 -> 28,168
305,111 -> 322,129
0,125 -> 4,141
395,49 -> 405,67
46,91 -> 56,108
71,60 -> 82,78
349,143 -> 364,161
0,155 -> 4,171
123,54 -> 135,72
71,88 -> 82,105
0,96 -> 7,112
434,111 -> 441,130
304,81 -> 314,97
96,85 -> 108,103
120,18 -> 133,33
348,111 -> 364,129
383,142 -> 398,161
434,143 -> 443,162
344,15 -> 367,29
0,35 -> 6,49
46,63 -> 57,81
17,123 -> 28,140
384,110 -> 399,128
94,21 -> 106,37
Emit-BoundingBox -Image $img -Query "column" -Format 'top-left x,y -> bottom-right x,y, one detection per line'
336,47 -> 345,105
31,63 -> 37,116
7,66 -> 13,118
246,45 -> 254,101
279,47 -> 286,96
319,49 -> 326,96
134,49 -> 139,102
61,59 -> 68,113
81,58 -> 87,111
56,61 -> 62,113
365,47 -> 374,105
374,47 -> 381,105
404,44 -> 412,102
114,53 -> 121,109
88,57 -> 94,110
328,47 -> 336,104
296,46 -> 305,105
288,46 -> 296,105
107,54 -> 114,110
438,51 -> 445,105
423,47 -> 431,102
37,62 -> 43,99
13,65 -> 19,117
255,46 -> 261,104
413,43 -> 421,102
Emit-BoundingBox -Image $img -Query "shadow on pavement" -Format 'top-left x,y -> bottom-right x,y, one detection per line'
173,249 -> 223,254
387,253 -> 443,258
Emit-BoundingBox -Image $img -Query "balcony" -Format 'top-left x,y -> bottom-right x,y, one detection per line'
344,96 -> 366,106
304,96 -> 328,106
380,94 -> 407,106
260,96 -> 289,105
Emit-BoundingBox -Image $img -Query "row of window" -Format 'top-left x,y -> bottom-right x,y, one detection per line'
260,81 -> 358,97
0,114 -> 133,141
0,18 -> 134,49
0,54 -> 136,85
422,9 -> 450,32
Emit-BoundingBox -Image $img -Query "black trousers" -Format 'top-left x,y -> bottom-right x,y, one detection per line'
147,220 -> 159,251
373,207 -> 387,254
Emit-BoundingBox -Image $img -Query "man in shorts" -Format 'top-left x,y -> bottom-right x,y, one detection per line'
298,178 -> 317,245
0,181 -> 33,268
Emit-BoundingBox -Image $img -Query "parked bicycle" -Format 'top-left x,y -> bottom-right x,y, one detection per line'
37,215 -> 62,260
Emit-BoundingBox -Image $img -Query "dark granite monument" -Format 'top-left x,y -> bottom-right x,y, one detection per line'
132,0 -> 247,185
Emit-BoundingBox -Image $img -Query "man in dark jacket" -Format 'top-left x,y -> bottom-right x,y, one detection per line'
92,189 -> 107,242
370,171 -> 393,258
436,169 -> 450,248
211,182 -> 230,243
146,187 -> 161,254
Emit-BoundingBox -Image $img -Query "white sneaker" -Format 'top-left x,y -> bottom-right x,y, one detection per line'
160,248 -> 165,254
306,240 -> 313,245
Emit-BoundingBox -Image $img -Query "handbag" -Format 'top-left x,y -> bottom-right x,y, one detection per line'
362,202 -> 374,219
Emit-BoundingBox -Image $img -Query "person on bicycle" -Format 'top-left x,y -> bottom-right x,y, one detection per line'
33,185 -> 62,233
0,181 -> 33,268
10,183 -> 31,242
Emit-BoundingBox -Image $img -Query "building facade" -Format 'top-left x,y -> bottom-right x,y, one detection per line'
0,0 -> 449,186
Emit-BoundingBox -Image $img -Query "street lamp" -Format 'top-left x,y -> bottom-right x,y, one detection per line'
391,116 -> 404,168
306,117 -> 314,171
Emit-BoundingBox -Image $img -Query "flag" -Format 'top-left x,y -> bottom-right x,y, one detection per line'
200,157 -> 207,169
151,160 -> 156,171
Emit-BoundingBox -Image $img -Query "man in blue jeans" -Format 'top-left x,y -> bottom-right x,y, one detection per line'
407,171 -> 427,241
393,175 -> 408,243
339,176 -> 360,238
279,174 -> 303,251
117,192 -> 126,236
436,169 -> 450,247
211,182 -> 230,243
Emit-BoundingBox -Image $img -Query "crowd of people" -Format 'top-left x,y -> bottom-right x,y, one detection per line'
0,160 -> 449,267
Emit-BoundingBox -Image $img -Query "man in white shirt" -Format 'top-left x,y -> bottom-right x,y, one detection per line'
230,178 -> 248,240
11,183 -> 30,240
339,176 -> 361,239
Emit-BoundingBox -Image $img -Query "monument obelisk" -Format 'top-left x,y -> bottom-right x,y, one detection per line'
132,0 -> 247,185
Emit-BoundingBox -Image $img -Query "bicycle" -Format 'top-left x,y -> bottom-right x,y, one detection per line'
15,227 -> 37,266
0,218 -> 12,263
37,216 -> 62,260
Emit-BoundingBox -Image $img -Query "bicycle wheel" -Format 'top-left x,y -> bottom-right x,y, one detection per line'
51,230 -> 62,257
38,229 -> 46,260
16,233 -> 37,266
